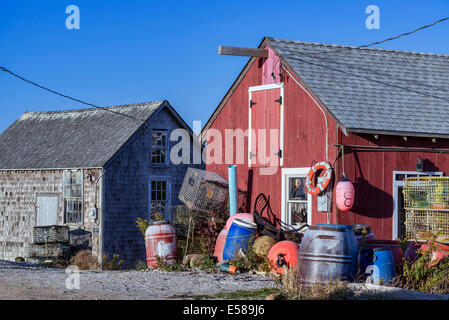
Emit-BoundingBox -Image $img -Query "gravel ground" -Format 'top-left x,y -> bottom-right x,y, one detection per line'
0,260 -> 277,300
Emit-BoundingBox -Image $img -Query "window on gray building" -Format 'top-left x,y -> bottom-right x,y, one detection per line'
63,171 -> 83,224
152,130 -> 168,164
151,180 -> 168,220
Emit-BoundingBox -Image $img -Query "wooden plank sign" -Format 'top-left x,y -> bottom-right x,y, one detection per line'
218,46 -> 269,58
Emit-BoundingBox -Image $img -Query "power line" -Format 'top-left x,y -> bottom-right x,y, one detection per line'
293,15 -> 449,56
0,65 -> 147,126
271,15 -> 449,75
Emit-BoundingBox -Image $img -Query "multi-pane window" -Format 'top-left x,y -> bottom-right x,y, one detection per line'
151,180 -> 168,220
287,177 -> 308,226
63,171 -> 83,224
152,130 -> 168,164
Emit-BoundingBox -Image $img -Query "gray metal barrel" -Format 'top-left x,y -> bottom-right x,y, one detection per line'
298,225 -> 358,284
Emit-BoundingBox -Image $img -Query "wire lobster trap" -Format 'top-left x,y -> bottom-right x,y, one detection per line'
178,167 -> 247,214
403,176 -> 449,240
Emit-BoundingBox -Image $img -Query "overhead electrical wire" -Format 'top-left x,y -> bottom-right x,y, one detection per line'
289,15 -> 449,57
0,65 -> 147,127
271,15 -> 449,76
270,15 -> 449,165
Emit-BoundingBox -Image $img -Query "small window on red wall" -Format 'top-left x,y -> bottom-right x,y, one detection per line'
248,84 -> 283,168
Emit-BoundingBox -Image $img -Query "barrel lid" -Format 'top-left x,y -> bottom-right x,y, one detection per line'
309,225 -> 348,232
373,247 -> 391,252
316,224 -> 354,231
150,221 -> 169,225
233,218 -> 257,229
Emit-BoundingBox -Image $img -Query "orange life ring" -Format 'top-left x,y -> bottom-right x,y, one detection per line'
305,162 -> 333,195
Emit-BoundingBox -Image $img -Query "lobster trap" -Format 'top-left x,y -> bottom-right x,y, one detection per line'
178,167 -> 247,214
403,177 -> 449,240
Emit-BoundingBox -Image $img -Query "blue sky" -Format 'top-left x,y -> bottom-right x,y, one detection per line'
1,0 -> 448,134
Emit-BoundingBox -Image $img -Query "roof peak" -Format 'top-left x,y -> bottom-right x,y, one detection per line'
267,37 -> 449,58
21,100 -> 165,117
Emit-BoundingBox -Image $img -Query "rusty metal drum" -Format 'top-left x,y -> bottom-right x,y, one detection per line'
298,225 -> 358,284
145,221 -> 177,268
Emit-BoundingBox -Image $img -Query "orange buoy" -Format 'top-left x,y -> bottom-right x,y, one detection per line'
145,221 -> 177,268
267,241 -> 300,274
335,177 -> 355,211
213,229 -> 228,262
225,213 -> 254,231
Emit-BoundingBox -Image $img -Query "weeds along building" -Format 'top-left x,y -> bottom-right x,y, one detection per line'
0,101 -> 202,267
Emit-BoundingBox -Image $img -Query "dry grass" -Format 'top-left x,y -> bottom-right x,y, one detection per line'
102,254 -> 124,270
281,266 -> 354,300
70,250 -> 100,270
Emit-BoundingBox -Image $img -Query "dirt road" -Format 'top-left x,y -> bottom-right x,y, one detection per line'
0,260 -> 276,300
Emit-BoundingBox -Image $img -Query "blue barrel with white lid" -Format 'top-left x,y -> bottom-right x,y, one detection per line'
222,218 -> 257,260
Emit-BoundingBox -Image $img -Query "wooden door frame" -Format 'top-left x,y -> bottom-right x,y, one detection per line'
248,83 -> 284,167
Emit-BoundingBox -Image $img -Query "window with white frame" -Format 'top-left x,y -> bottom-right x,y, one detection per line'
392,171 -> 443,239
151,180 -> 168,220
63,171 -> 83,224
281,168 -> 312,228
152,130 -> 168,164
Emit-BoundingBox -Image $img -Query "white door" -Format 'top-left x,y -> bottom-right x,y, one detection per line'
281,168 -> 312,229
392,171 -> 442,239
36,194 -> 59,226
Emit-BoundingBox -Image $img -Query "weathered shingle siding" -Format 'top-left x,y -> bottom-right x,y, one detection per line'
102,107 -> 203,267
0,169 -> 102,262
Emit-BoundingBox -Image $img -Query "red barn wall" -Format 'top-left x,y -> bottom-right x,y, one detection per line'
206,50 -> 449,241
206,56 -> 338,225
337,132 -> 449,239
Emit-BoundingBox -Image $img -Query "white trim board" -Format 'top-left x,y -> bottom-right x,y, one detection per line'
248,83 -> 284,92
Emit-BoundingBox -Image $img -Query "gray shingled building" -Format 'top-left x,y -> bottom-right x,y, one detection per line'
0,100 -> 202,266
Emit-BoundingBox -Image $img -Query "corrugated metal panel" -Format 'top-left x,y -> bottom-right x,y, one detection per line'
36,195 -> 59,226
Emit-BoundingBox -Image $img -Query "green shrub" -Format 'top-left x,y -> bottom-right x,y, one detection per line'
394,239 -> 449,294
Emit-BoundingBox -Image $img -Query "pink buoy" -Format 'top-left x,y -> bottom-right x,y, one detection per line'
225,213 -> 254,231
213,229 -> 228,262
336,177 -> 354,211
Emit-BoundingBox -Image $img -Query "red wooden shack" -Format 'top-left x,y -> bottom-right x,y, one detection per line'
201,37 -> 449,240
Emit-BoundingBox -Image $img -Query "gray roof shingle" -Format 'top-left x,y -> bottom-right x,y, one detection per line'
267,37 -> 449,137
0,101 -> 164,170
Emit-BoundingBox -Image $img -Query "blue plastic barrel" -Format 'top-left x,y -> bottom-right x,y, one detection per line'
372,247 -> 396,284
222,218 -> 257,260
316,224 -> 359,278
360,247 -> 397,284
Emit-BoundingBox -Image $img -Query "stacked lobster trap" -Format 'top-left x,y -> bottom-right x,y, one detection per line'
178,167 -> 247,214
403,177 -> 449,240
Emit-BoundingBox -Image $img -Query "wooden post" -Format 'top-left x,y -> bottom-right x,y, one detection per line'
218,46 -> 268,58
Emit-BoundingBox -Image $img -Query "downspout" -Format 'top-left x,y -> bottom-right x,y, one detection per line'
282,64 -> 329,162
94,169 -> 107,209
94,169 -> 107,267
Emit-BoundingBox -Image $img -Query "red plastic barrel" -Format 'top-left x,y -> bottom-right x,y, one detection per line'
267,241 -> 300,274
213,229 -> 228,262
145,221 -> 177,268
